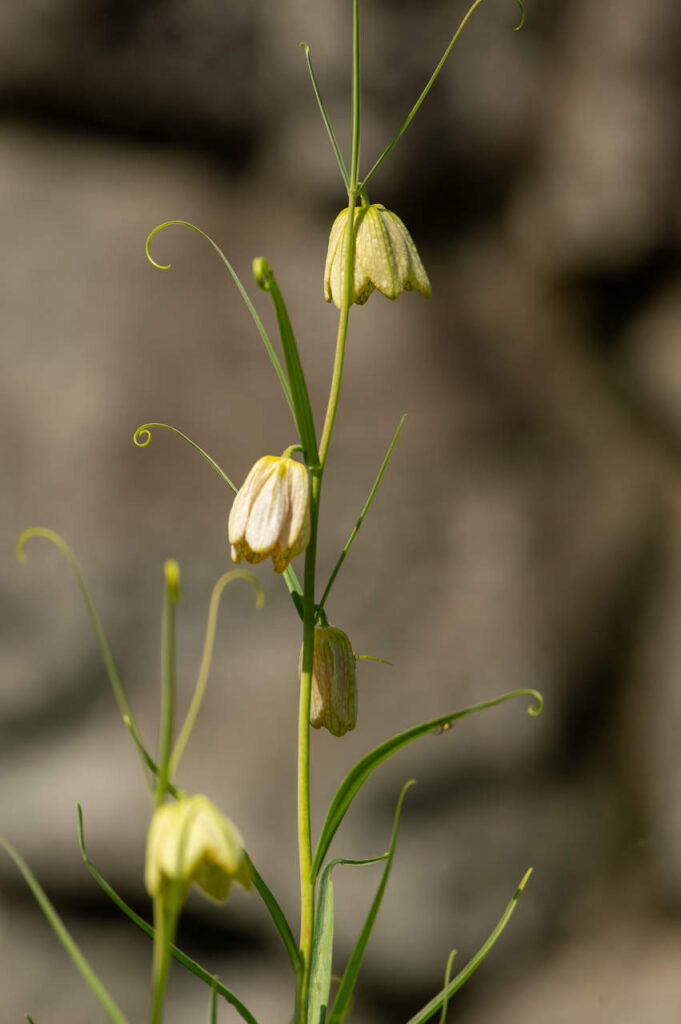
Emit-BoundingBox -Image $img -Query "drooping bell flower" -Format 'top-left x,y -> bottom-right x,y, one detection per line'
304,625 -> 357,737
228,456 -> 310,573
145,794 -> 250,903
324,203 -> 431,309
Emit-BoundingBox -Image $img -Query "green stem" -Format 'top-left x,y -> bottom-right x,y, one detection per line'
149,893 -> 181,1024
297,6 -> 362,1020
296,475 -> 320,1023
157,561 -> 179,806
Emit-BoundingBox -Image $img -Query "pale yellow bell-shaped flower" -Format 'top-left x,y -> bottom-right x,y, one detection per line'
324,203 -> 431,309
303,625 -> 357,737
145,794 -> 251,903
228,456 -> 310,573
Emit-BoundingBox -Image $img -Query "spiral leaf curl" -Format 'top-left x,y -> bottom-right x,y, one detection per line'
133,422 -> 237,492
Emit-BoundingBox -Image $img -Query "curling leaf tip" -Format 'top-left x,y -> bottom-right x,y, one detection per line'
133,424 -> 152,447
145,222 -> 174,270
512,0 -> 525,30
527,690 -> 543,716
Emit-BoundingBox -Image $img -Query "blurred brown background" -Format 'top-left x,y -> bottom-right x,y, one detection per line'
1,0 -> 681,1021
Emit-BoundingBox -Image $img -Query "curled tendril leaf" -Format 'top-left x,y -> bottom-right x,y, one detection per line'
143,221 -> 296,424
133,422 -> 238,492
512,0 -> 525,30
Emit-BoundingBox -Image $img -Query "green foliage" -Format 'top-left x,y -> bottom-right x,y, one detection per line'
9,3 -> 539,1022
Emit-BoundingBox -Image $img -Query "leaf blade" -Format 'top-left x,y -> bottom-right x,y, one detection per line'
312,689 -> 542,879
328,780 -> 415,1023
0,836 -> 130,1024
405,868 -> 533,1024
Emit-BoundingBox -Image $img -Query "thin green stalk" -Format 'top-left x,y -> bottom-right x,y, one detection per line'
149,892 -> 181,1024
349,0 -> 361,190
297,7 -> 363,1020
300,43 -> 350,188
0,837 -> 130,1024
157,561 -> 180,806
317,415 -> 406,617
361,0 -> 525,190
169,570 -> 263,780
296,471 -> 320,1024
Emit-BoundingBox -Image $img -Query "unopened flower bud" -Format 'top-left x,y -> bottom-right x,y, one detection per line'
228,456 -> 310,573
324,203 -> 431,309
304,626 -> 357,737
145,794 -> 250,903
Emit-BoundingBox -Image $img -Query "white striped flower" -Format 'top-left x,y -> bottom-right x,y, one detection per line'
228,455 -> 310,574
145,795 -> 250,903
324,203 -> 431,309
305,625 -> 357,737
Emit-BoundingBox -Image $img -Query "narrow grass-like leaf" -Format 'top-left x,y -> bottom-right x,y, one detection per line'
133,423 -> 238,491
405,869 -> 533,1024
362,0 -> 525,190
0,836 -> 130,1024
308,855 -> 387,1024
253,258 -> 319,467
169,570 -> 264,779
16,528 -> 154,793
209,979 -> 219,1024
76,807 -> 260,1024
312,689 -> 542,879
308,861 -> 335,1024
438,949 -> 458,1024
244,852 -> 302,974
328,781 -> 414,1023
145,221 -> 295,422
317,415 -> 406,618
299,43 -> 350,188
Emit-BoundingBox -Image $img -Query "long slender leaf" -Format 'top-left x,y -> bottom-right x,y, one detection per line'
16,528 -> 154,794
307,862 -> 335,1024
133,422 -> 237,491
328,781 -> 414,1023
299,43 -> 350,188
308,855 -> 387,1024
145,221 -> 296,422
0,836 -> 130,1024
438,949 -> 458,1024
253,258 -> 319,467
405,869 -> 533,1024
244,852 -> 302,974
208,979 -> 219,1024
76,807 -> 260,1024
362,0 -> 525,189
317,415 -> 406,617
170,570 -> 264,779
312,689 -> 542,879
